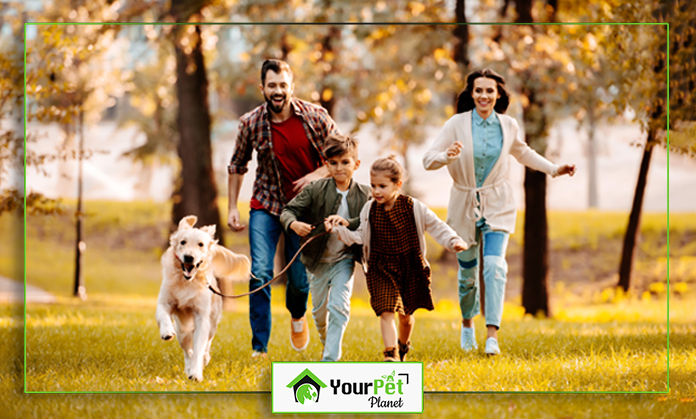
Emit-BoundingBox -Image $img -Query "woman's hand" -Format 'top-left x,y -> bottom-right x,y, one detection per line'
453,240 -> 469,252
557,164 -> 576,177
290,221 -> 314,237
446,141 -> 463,159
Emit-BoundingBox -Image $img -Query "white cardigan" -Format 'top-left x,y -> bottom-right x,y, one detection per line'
332,197 -> 464,273
422,111 -> 559,245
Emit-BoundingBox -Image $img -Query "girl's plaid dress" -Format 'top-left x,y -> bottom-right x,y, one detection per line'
366,194 -> 434,316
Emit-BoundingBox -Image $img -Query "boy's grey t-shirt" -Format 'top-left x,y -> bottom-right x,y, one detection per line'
320,188 -> 352,263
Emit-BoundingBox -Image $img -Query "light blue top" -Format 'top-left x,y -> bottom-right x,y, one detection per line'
472,110 -> 503,227
471,110 -> 504,188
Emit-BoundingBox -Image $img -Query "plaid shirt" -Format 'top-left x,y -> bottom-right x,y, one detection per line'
228,98 -> 340,216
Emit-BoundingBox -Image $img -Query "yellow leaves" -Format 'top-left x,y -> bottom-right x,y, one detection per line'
239,52 -> 250,62
416,88 -> 431,104
321,88 -> 332,102
409,2 -> 426,17
519,94 -> 530,108
674,282 -> 688,295
434,48 -> 448,61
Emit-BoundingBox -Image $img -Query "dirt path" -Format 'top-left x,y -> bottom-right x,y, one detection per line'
0,275 -> 56,304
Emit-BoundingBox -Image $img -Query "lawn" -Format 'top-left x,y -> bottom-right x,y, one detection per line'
17,296 -> 693,393
2,200 -> 695,417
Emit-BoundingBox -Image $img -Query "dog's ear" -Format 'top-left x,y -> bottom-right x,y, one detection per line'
200,225 -> 216,238
179,216 -> 197,230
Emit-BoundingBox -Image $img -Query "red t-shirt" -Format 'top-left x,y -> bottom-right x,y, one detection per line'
250,113 -> 321,210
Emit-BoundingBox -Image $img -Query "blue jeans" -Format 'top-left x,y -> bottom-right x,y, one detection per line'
457,222 -> 509,329
306,258 -> 355,362
248,209 -> 309,352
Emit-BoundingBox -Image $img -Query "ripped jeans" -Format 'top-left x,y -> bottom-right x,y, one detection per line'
456,222 -> 510,329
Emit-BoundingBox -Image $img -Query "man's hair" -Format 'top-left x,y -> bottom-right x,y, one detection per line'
323,134 -> 359,159
456,68 -> 511,114
261,59 -> 293,86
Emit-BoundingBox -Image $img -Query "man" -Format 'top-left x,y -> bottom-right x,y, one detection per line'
227,59 -> 340,358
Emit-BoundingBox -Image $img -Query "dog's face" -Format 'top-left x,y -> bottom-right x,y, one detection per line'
170,216 -> 217,280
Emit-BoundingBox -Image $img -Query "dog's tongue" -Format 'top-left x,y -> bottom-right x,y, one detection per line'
183,263 -> 195,274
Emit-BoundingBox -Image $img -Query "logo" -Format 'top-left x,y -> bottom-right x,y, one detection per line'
286,368 -> 328,405
273,363 -> 423,413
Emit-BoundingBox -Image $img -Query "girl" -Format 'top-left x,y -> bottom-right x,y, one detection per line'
423,68 -> 576,355
326,156 -> 468,362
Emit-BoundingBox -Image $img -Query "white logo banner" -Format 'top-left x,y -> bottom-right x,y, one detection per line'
272,362 -> 423,414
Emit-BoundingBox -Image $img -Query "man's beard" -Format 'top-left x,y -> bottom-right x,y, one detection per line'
264,92 -> 288,114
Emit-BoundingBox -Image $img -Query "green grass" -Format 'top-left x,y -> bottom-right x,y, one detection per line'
14,294 -> 694,393
3,201 -> 696,417
1,298 -> 696,418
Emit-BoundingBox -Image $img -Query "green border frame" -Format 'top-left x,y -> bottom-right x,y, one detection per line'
271,361 -> 425,414
22,21 -> 671,396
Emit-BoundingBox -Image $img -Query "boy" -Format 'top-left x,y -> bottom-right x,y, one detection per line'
280,134 -> 371,361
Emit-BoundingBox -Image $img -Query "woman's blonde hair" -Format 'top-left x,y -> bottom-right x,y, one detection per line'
370,154 -> 404,183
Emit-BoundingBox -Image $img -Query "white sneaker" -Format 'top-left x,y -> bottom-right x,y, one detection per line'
460,325 -> 478,352
484,337 -> 501,355
251,350 -> 267,359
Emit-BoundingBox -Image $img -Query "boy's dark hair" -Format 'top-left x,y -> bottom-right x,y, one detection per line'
456,68 -> 511,114
323,134 -> 359,159
261,59 -> 293,86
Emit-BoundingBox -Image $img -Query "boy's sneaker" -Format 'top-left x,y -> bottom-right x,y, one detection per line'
383,347 -> 400,362
398,340 -> 411,362
461,325 -> 478,352
484,337 -> 501,355
251,350 -> 267,360
290,316 -> 309,351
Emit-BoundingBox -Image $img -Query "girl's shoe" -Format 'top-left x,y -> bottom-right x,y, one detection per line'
460,325 -> 478,352
398,340 -> 411,362
383,347 -> 400,362
484,337 -> 501,355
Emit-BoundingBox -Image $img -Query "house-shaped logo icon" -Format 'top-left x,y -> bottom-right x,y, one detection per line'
286,368 -> 328,404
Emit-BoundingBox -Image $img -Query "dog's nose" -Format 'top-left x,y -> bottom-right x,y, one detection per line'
183,255 -> 194,264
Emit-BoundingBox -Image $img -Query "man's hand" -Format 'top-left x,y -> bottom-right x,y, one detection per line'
446,141 -> 463,159
293,165 -> 330,192
290,221 -> 314,237
453,240 -> 468,252
227,208 -> 245,232
557,164 -> 576,177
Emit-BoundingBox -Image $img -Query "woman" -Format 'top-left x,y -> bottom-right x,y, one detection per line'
422,68 -> 575,355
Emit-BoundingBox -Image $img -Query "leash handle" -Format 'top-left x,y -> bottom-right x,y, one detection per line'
209,229 -> 331,299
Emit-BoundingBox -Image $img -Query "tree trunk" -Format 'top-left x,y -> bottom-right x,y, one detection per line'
73,109 -> 86,300
617,131 -> 655,291
171,24 -> 224,244
319,26 -> 341,116
587,106 -> 598,208
516,0 -> 534,23
521,167 -> 550,316
453,0 -> 469,69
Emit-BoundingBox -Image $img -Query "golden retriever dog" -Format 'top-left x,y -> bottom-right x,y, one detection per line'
156,215 -> 250,381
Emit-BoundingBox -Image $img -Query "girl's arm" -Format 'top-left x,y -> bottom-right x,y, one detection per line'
420,202 -> 468,251
423,118 -> 461,170
330,201 -> 370,246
